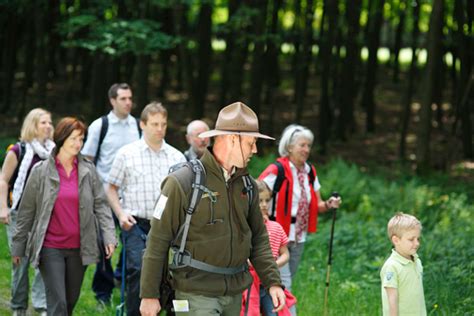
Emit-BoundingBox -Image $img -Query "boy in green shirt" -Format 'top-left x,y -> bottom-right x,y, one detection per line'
380,212 -> 427,316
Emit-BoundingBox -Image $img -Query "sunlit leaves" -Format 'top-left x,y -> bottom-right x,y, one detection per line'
59,16 -> 176,55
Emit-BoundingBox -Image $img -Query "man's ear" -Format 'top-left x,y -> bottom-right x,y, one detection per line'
140,120 -> 145,130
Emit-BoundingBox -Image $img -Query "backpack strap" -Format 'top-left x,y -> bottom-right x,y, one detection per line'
94,115 -> 108,165
135,117 -> 142,137
169,159 -> 247,275
308,162 -> 316,185
270,161 -> 289,219
242,175 -> 254,210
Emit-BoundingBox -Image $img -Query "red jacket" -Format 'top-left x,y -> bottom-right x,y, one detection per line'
258,157 -> 319,236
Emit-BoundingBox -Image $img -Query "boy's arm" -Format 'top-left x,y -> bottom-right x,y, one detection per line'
385,287 -> 398,316
276,245 -> 290,268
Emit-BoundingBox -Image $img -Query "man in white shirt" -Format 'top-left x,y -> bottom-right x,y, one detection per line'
107,102 -> 186,316
82,83 -> 141,306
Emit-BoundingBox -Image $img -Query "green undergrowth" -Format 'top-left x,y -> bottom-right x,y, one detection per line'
0,157 -> 472,315
251,158 -> 473,315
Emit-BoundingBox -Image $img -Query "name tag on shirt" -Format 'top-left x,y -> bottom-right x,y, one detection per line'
153,195 -> 168,220
173,300 -> 189,312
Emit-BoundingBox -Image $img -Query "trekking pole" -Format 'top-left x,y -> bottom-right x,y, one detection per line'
116,234 -> 126,316
323,192 -> 340,316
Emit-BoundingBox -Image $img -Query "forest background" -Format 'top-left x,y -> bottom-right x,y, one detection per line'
0,0 -> 472,315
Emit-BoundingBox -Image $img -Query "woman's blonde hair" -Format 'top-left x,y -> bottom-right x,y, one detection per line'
20,108 -> 53,142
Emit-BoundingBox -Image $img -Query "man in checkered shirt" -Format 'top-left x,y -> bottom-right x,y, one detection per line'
106,102 -> 186,316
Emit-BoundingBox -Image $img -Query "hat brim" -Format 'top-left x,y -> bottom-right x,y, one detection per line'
199,129 -> 275,140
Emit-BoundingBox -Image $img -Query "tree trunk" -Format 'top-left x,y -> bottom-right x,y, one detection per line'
416,0 -> 444,173
35,1 -> 49,107
134,54 -> 151,113
453,0 -> 473,159
249,0 -> 268,115
1,9 -> 21,112
399,0 -> 420,160
90,52 -> 107,118
318,0 -> 338,154
360,0 -> 385,133
263,0 -> 282,136
219,0 -> 240,106
157,7 -> 174,98
392,0 -> 406,83
295,0 -> 315,123
173,3 -> 192,97
338,0 -> 362,140
191,3 -> 213,119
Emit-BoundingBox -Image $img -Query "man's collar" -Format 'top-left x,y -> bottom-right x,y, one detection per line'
108,111 -> 134,124
138,138 -> 167,152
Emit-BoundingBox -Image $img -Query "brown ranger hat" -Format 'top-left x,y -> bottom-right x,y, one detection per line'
199,102 -> 274,140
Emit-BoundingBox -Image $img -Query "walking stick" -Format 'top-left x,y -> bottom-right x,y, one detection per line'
323,192 -> 340,316
116,234 -> 126,316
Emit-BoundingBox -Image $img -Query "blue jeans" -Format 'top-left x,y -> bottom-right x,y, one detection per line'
123,222 -> 149,316
7,209 -> 47,311
91,257 -> 114,303
260,286 -> 277,316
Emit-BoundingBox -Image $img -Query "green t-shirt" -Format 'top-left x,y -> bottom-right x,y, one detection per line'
380,249 -> 427,316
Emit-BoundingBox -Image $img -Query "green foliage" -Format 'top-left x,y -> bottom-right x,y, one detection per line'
0,137 -> 18,166
0,157 -> 471,314
59,16 -> 176,55
248,156 -> 473,315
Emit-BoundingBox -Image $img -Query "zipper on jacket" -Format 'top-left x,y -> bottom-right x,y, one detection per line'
227,181 -> 234,270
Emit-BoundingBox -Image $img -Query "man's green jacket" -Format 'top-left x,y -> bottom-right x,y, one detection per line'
140,149 -> 282,298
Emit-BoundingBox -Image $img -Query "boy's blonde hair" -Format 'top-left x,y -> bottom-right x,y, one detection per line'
387,212 -> 422,241
20,108 -> 53,142
255,180 -> 271,195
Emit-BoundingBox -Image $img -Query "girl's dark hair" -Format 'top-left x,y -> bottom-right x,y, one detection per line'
53,117 -> 87,154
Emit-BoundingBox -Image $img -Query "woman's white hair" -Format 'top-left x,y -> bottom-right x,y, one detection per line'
278,124 -> 314,157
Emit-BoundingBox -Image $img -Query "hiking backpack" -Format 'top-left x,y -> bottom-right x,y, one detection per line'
93,115 -> 142,164
166,159 -> 254,274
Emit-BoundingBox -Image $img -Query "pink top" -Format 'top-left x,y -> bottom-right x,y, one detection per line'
43,158 -> 81,249
265,219 -> 289,259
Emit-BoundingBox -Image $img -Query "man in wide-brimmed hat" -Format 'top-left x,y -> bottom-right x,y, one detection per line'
140,102 -> 286,315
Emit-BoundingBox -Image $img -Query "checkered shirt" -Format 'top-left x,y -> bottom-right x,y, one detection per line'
107,138 -> 186,219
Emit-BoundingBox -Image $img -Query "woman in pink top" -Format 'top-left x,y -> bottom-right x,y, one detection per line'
11,117 -> 116,316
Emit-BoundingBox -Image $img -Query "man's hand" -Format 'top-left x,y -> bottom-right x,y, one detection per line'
119,213 -> 136,231
269,285 -> 286,312
140,298 -> 161,316
0,207 -> 10,224
12,256 -> 21,266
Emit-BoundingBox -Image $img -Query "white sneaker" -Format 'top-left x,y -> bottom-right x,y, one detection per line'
38,311 -> 47,316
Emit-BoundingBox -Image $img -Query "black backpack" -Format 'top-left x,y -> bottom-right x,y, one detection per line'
94,115 -> 142,165
270,161 -> 316,219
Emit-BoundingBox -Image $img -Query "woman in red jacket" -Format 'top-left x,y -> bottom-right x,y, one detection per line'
258,124 -> 341,293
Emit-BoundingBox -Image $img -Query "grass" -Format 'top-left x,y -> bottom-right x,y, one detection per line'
0,158 -> 472,315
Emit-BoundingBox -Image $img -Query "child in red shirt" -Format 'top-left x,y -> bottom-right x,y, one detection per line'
242,181 -> 295,316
